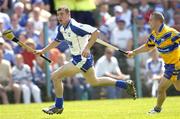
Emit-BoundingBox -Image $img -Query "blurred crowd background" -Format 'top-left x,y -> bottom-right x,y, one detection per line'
0,0 -> 180,104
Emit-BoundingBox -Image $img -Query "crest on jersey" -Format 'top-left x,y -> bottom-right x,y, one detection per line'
68,32 -> 71,37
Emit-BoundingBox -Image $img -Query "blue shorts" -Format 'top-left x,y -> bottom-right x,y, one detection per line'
164,64 -> 180,81
71,54 -> 94,72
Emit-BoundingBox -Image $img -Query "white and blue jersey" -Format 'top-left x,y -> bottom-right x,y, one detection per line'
55,18 -> 97,72
146,58 -> 164,76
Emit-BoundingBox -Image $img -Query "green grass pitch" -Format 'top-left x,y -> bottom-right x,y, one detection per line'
0,96 -> 180,119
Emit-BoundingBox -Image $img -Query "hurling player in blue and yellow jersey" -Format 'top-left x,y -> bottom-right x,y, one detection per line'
127,12 -> 180,114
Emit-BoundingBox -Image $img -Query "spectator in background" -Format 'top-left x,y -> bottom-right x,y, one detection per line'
110,16 -> 133,73
172,3 -> 180,31
10,14 -> 24,37
165,1 -> 174,26
0,50 -> 21,104
32,56 -> 52,101
12,54 -> 42,104
19,0 -> 32,13
104,5 -> 123,35
42,0 -> 50,11
92,2 -> 112,61
135,15 -> 150,46
13,2 -> 29,27
33,56 -> 46,90
21,38 -> 36,70
131,8 -> 140,24
0,12 -> 10,30
134,15 -> 150,79
121,1 -> 132,28
173,12 -> 180,31
32,0 -> 51,22
95,48 -> 130,99
29,7 -> 44,35
96,2 -> 111,26
174,3 -> 180,13
0,0 -> 8,12
145,49 -> 164,97
13,31 -> 27,54
139,0 -> 150,14
48,14 -> 58,41
25,19 -> 42,48
0,36 -> 15,66
32,55 -> 47,101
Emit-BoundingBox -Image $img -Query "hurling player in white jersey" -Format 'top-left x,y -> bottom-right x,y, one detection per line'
35,6 -> 136,115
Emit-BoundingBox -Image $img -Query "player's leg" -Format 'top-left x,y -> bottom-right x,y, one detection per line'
82,67 -> 136,99
82,67 -> 116,86
171,68 -> 180,91
51,62 -> 80,99
173,80 -> 180,91
149,77 -> 172,114
43,62 -> 81,114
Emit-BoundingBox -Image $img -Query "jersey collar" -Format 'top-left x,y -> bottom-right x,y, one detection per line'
63,19 -> 71,30
158,23 -> 164,33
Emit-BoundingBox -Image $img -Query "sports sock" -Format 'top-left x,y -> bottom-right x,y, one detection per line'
115,80 -> 127,89
55,97 -> 63,108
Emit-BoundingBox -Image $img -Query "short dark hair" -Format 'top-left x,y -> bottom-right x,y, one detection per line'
152,12 -> 165,23
57,6 -> 70,14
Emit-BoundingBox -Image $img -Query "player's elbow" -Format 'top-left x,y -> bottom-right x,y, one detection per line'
96,30 -> 100,36
92,30 -> 100,37
96,30 -> 100,34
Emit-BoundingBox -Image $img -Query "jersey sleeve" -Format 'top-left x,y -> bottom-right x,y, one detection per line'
171,29 -> 180,44
145,34 -> 156,47
54,25 -> 65,42
70,22 -> 97,37
79,24 -> 97,34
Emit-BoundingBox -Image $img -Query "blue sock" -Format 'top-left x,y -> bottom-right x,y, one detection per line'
55,97 -> 63,108
115,80 -> 127,89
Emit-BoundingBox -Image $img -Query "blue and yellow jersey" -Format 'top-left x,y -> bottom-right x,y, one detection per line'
146,23 -> 180,81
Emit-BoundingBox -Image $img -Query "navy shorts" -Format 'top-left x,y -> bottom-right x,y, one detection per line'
71,54 -> 94,72
164,64 -> 180,81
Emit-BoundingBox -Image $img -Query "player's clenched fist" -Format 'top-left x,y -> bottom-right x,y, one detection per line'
82,48 -> 90,58
34,49 -> 44,56
126,51 -> 135,58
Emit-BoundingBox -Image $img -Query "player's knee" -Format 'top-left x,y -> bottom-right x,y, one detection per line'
89,80 -> 99,86
157,86 -> 167,94
174,86 -> 180,91
51,72 -> 62,81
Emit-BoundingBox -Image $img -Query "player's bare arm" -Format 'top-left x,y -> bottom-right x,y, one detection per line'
126,44 -> 154,58
82,30 -> 100,57
35,40 -> 60,55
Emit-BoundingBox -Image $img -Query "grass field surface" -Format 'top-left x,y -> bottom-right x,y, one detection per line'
0,96 -> 180,119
